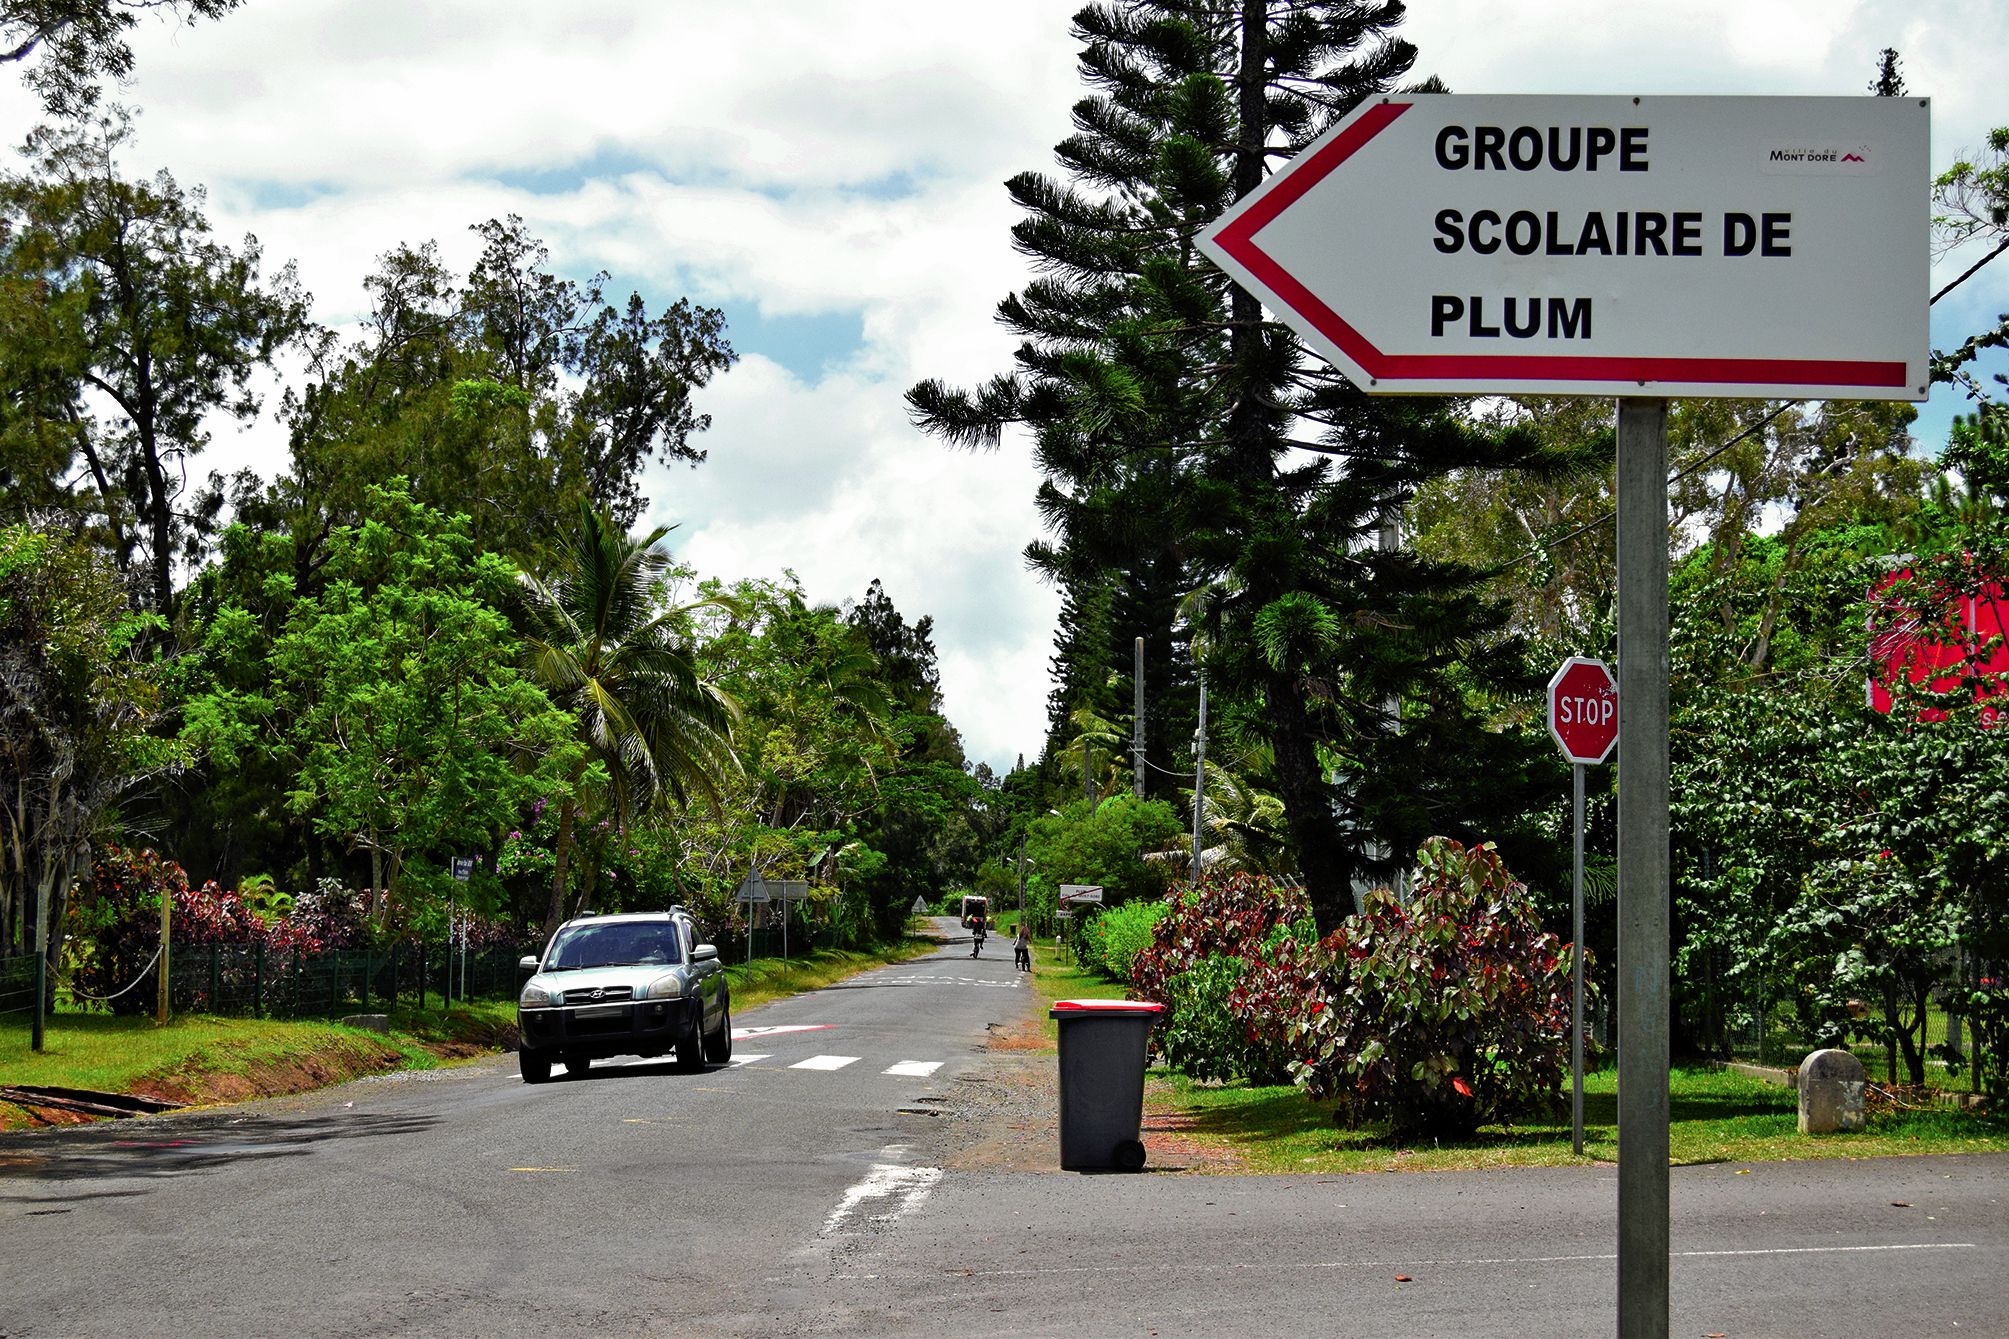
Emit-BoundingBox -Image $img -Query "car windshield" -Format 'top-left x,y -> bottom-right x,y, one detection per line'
543,922 -> 684,971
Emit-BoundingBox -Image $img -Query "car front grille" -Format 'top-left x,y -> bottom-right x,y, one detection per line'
562,985 -> 636,1004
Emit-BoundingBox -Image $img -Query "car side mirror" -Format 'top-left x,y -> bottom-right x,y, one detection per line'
692,943 -> 719,962
518,955 -> 539,973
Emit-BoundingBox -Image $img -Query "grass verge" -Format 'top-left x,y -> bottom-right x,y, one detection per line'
1150,1063 -> 2009,1174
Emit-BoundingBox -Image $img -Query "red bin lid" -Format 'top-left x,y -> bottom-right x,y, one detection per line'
1049,998 -> 1164,1014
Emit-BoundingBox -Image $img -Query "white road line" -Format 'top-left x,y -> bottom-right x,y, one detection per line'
821,1154 -> 944,1238
952,1241 -> 1982,1279
727,1053 -> 772,1068
882,1061 -> 943,1077
790,1054 -> 860,1071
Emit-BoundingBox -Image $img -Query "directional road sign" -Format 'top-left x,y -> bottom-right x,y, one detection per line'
1058,884 -> 1104,905
1198,95 -> 1927,400
1548,656 -> 1619,765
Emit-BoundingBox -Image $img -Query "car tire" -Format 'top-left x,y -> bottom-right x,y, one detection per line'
563,1055 -> 592,1077
519,1050 -> 552,1084
703,1000 -> 733,1064
676,1015 -> 707,1070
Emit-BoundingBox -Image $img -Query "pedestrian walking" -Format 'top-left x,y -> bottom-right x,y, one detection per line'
1013,921 -> 1031,972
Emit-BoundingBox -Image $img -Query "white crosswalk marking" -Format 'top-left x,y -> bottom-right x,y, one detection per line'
727,1053 -> 772,1068
789,1054 -> 860,1071
882,1061 -> 942,1077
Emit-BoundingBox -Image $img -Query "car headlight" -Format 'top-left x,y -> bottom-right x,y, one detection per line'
519,983 -> 561,1009
641,973 -> 684,1001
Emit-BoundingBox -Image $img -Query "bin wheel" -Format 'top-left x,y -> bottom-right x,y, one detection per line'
1113,1139 -> 1146,1172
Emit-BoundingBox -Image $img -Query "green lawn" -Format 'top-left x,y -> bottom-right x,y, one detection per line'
1152,1063 -> 2009,1174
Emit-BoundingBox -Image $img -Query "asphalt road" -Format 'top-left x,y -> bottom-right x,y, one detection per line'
3,920 -> 2005,1338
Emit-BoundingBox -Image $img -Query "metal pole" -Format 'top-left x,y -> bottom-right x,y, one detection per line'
1573,761 -> 1586,1157
1133,636 -> 1146,800
1616,396 -> 1670,1339
1191,673 -> 1208,884
1016,832 -> 1028,922
1084,733 -> 1095,806
31,879 -> 47,1052
157,877 -> 172,1025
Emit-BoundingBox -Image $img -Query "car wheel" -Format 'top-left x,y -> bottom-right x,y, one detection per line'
519,1050 -> 552,1084
676,1015 -> 707,1070
703,1000 -> 733,1064
563,1054 -> 592,1077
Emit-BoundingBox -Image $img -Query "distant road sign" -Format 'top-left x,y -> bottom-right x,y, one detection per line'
1199,94 -> 1927,400
775,880 -> 809,902
736,876 -> 770,904
1548,657 -> 1619,764
1058,885 -> 1104,905
911,896 -> 929,916
450,856 -> 475,882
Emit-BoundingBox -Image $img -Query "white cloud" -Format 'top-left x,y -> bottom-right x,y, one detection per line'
4,0 -> 2005,773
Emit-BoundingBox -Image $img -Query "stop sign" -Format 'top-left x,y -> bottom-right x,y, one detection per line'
1548,657 -> 1618,764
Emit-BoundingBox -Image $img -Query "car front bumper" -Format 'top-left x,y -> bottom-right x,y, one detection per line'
518,996 -> 701,1058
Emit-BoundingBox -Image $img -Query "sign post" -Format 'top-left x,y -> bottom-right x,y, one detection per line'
1548,656 -> 1619,1155
1199,91 -> 1927,1339
737,873 -> 769,966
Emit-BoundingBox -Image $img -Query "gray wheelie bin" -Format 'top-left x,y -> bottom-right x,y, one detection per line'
1050,998 -> 1164,1171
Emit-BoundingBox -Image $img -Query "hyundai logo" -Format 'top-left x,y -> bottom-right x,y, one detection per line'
590,988 -> 605,1000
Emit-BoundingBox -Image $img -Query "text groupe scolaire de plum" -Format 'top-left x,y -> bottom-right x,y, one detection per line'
1415,123 -> 1796,342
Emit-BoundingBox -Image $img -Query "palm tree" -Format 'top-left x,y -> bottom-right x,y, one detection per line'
519,501 -> 740,939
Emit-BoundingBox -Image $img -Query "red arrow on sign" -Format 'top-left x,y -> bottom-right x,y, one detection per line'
1548,657 -> 1618,765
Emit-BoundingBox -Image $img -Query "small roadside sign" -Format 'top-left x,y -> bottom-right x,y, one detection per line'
1058,884 -> 1104,905
736,876 -> 770,904
450,856 -> 475,882
775,880 -> 810,902
910,896 -> 929,916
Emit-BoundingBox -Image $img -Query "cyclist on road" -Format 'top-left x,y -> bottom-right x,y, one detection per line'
969,907 -> 987,958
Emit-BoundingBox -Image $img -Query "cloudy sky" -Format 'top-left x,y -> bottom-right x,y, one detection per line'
6,0 -> 2004,772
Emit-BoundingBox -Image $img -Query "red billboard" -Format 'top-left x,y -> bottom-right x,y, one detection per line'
1868,562 -> 2007,724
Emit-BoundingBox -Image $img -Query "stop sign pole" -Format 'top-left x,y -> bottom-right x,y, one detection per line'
1548,656 -> 1617,1156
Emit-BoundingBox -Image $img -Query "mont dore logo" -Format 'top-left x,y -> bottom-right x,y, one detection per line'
1760,142 -> 1879,175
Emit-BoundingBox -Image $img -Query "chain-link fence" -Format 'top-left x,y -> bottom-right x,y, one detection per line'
0,953 -> 36,1021
1698,956 -> 1997,1091
1,941 -> 528,1023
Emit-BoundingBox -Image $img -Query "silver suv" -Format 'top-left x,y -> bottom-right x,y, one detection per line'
515,909 -> 732,1083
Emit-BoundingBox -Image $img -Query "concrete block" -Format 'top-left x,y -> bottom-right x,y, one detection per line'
339,1013 -> 390,1034
1797,1048 -> 1866,1134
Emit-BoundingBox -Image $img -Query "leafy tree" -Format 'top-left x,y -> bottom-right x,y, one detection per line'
0,522 -> 178,986
0,110 -> 308,614
516,500 -> 739,939
182,483 -> 581,925
911,1 -> 1571,934
271,218 -> 735,573
1,0 -> 239,117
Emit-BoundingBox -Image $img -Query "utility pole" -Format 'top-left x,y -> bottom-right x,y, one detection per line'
1132,637 -> 1146,800
1190,672 -> 1207,884
31,880 -> 47,1052
1084,733 -> 1095,805
1616,396 -> 1671,1339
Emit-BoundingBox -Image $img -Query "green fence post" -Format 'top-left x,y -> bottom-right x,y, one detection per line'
418,943 -> 426,1012
254,941 -> 264,1019
209,945 -> 220,1012
329,952 -> 340,1016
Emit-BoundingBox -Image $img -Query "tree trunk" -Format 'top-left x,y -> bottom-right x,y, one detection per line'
544,797 -> 578,942
1266,673 -> 1353,936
